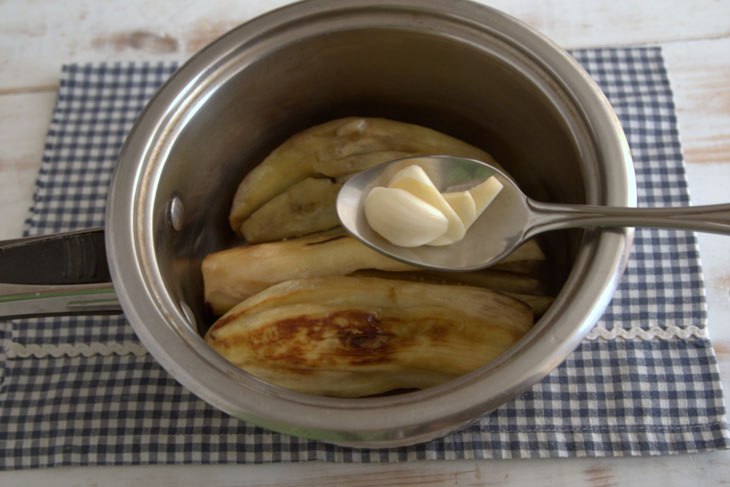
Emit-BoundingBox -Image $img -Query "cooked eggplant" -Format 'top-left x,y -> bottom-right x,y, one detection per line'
203,232 -> 547,315
349,269 -> 553,316
349,268 -> 541,294
229,117 -> 500,235
202,234 -> 415,315
205,276 -> 533,397
241,177 -> 342,243
502,292 -> 555,317
205,117 -> 556,398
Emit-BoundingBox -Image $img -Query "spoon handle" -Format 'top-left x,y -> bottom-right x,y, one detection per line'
525,201 -> 730,238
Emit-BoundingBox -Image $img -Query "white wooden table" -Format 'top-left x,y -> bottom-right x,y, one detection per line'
1,1 -> 728,485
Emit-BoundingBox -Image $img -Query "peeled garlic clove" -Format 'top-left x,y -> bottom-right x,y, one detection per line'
365,186 -> 449,247
387,165 -> 466,245
388,164 -> 436,187
470,176 -> 504,215
427,190 -> 478,246
428,176 -> 502,246
442,190 -> 477,227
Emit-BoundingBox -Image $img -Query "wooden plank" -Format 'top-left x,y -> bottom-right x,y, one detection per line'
664,38 -> 730,166
664,39 -> 730,386
3,454 -> 730,487
0,0 -> 729,90
496,0 -> 730,48
0,91 -> 56,239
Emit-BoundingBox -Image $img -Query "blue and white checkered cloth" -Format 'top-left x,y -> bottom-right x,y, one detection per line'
1,47 -> 728,469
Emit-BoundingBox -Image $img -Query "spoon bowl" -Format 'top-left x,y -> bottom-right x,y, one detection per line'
337,155 -> 730,271
337,156 -> 529,271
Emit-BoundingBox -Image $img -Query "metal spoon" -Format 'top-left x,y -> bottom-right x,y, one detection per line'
336,155 -> 730,271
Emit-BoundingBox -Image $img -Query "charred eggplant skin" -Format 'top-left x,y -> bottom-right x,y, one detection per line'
205,276 -> 533,397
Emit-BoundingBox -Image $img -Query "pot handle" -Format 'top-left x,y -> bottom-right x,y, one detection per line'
0,228 -> 122,319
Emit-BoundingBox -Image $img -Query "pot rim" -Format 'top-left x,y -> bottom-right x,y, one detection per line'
106,0 -> 636,447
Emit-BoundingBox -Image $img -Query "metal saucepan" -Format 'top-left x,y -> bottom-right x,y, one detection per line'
0,0 -> 635,447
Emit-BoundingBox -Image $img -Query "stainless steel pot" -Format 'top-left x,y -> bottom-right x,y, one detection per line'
0,0 -> 635,447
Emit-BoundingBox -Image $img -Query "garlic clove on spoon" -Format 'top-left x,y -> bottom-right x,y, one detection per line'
364,186 -> 449,247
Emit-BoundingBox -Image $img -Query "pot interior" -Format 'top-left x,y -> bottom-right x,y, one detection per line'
150,26 -> 596,334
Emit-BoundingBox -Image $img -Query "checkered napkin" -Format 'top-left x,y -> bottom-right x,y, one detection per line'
1,47 -> 728,469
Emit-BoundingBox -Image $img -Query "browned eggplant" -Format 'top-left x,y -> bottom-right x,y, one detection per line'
205,276 -> 533,397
